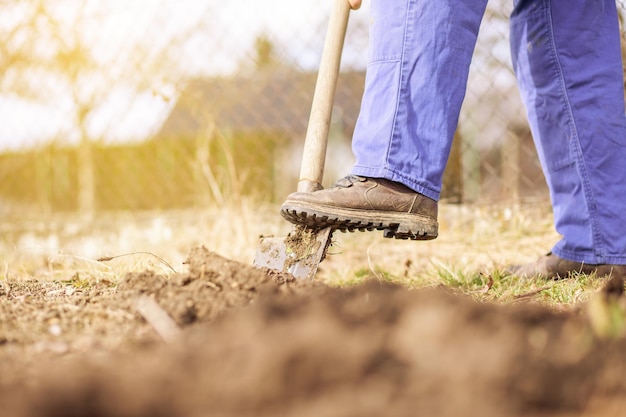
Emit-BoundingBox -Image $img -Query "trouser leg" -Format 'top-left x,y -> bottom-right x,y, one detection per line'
510,0 -> 626,264
350,0 -> 488,200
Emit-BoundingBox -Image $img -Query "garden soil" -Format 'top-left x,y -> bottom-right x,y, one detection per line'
1,246 -> 626,417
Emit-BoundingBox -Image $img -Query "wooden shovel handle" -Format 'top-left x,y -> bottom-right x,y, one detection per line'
297,0 -> 352,193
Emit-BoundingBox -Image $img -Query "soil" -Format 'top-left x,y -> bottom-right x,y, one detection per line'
1,245 -> 626,417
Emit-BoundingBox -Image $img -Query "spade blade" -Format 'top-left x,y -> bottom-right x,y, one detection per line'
253,226 -> 332,280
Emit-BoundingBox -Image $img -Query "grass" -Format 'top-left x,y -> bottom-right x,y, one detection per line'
318,202 -> 620,309
0,202 -> 279,284
0,201 -> 620,311
330,255 -> 610,308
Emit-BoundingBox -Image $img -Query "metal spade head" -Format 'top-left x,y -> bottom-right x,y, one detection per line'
253,226 -> 332,280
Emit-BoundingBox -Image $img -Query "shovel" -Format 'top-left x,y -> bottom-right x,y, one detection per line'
253,0 -> 353,279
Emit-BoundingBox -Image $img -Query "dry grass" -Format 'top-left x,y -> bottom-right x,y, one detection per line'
0,203 -> 276,284
0,201 -> 614,308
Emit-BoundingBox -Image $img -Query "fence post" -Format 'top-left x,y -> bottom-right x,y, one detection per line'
501,130 -> 520,203
461,133 -> 480,203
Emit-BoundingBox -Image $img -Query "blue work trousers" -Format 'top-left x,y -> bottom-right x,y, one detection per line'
351,0 -> 626,264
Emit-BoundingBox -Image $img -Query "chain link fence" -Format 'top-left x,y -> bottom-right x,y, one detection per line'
1,0 -> 625,217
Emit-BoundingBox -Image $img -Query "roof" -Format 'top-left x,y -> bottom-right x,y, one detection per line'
157,70 -> 366,139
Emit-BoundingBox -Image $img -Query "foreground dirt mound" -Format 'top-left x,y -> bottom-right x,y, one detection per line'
121,245 -> 317,325
2,247 -> 626,417
0,247 -> 312,384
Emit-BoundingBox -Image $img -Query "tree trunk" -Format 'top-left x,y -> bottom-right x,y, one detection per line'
77,123 -> 95,218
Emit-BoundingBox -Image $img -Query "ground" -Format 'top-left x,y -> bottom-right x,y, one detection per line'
1,206 -> 626,416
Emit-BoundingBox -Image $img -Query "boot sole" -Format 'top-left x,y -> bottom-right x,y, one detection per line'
281,201 -> 438,240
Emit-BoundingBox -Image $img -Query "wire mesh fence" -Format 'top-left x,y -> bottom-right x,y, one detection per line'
0,0 -> 625,217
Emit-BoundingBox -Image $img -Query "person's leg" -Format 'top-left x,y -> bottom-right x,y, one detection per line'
350,0 -> 488,200
510,0 -> 626,275
281,0 -> 488,239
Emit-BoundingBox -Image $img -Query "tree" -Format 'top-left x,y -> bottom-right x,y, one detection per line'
0,0 -> 211,216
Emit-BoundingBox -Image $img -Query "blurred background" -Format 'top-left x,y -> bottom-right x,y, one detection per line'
0,1 -> 625,243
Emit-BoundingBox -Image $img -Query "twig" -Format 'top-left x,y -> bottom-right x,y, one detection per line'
512,285 -> 554,302
98,252 -> 177,274
51,253 -> 113,270
134,295 -> 182,343
366,243 -> 384,281
469,274 -> 494,294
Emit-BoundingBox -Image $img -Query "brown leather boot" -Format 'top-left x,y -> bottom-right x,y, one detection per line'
508,252 -> 626,280
280,175 -> 438,240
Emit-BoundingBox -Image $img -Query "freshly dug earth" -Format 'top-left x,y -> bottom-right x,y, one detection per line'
1,246 -> 626,417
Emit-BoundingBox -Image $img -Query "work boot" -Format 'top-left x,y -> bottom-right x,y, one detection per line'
280,175 -> 438,240
508,252 -> 626,280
